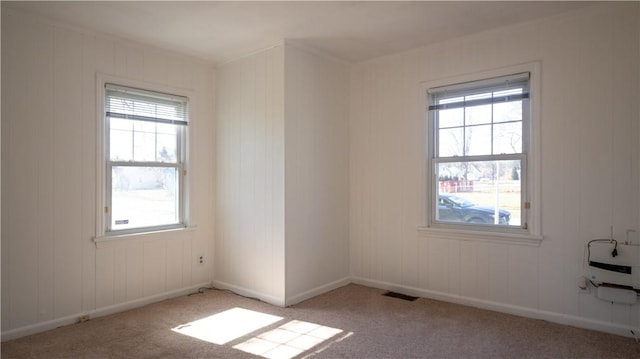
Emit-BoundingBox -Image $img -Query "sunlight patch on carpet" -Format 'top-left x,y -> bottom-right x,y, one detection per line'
233,320 -> 344,359
172,307 -> 283,345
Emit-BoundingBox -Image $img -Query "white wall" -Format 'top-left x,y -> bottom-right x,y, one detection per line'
1,8 -> 215,339
214,45 -> 286,305
214,44 -> 350,306
284,45 -> 350,304
350,2 -> 640,336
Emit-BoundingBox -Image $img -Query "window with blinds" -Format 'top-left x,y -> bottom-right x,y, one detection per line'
427,73 -> 530,231
104,84 -> 188,234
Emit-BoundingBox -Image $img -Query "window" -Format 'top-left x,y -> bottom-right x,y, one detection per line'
427,72 -> 530,233
104,84 -> 188,235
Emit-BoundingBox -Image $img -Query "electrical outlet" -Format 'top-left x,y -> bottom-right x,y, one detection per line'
198,255 -> 204,265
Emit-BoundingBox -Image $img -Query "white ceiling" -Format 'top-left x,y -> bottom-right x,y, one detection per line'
3,1 -> 597,65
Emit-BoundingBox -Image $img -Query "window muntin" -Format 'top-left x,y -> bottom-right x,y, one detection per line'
105,84 -> 188,234
428,73 -> 530,231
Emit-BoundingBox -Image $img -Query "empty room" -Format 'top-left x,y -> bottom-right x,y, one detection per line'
2,1 -> 640,358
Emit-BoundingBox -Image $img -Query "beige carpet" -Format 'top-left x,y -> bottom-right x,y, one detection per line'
2,284 -> 640,358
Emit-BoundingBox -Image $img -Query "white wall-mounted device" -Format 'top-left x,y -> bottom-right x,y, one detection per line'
586,240 -> 640,304
596,286 -> 637,304
587,241 -> 639,289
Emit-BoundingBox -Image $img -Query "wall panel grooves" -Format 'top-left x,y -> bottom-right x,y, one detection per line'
2,8 -> 215,338
349,2 -> 639,329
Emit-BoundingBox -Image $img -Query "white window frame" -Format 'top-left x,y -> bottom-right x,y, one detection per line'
95,74 -> 191,239
419,63 -> 542,244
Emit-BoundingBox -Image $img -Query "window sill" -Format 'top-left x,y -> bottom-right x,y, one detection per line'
93,225 -> 197,248
417,226 -> 543,246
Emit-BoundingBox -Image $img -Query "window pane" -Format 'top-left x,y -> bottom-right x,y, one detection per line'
494,122 -> 522,154
134,131 -> 156,162
438,127 -> 464,157
110,129 -> 133,161
438,108 -> 463,128
134,119 -> 156,133
109,118 -> 133,161
465,104 -> 491,126
157,134 -> 177,162
111,166 -> 179,230
110,117 -> 132,131
157,122 -> 176,135
493,100 -> 522,123
436,160 -> 521,227
466,124 -> 492,156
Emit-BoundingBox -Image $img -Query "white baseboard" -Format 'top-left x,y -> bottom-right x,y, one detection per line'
351,276 -> 639,339
4,277 -> 637,342
285,277 -> 351,306
210,277 -> 351,308
1,282 -> 211,342
210,280 -> 286,307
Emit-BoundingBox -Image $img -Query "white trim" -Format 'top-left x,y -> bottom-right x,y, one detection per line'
421,62 -> 538,93
417,226 -> 543,246
217,40 -> 285,67
3,277 -> 637,342
0,282 -> 211,342
95,73 -> 195,239
284,277 -> 351,307
421,61 -> 542,240
93,225 -> 198,248
96,73 -> 106,236
105,83 -> 189,103
211,280 -> 286,307
428,72 -> 530,95
351,277 -> 639,339
284,39 -> 352,68
528,62 -> 542,238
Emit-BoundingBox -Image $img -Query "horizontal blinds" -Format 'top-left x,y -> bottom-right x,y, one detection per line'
428,72 -> 529,111
105,83 -> 188,126
428,93 -> 529,111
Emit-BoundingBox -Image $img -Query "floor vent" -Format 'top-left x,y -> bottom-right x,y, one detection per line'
383,291 -> 419,301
